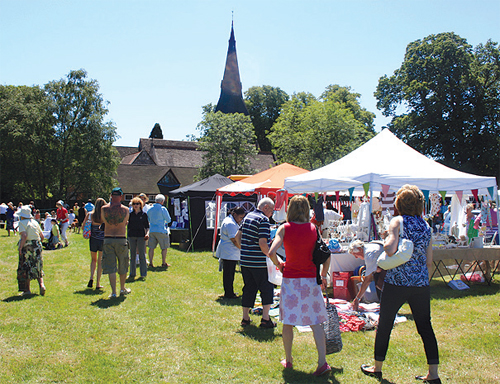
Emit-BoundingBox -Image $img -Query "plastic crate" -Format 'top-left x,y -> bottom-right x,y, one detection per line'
332,272 -> 352,300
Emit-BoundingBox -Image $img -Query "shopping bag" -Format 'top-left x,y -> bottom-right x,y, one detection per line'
377,216 -> 413,270
322,289 -> 343,354
82,215 -> 92,239
267,256 -> 283,285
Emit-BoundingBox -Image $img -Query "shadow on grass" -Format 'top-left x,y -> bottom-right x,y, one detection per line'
236,324 -> 279,342
74,288 -> 105,296
147,265 -> 170,273
3,293 -> 38,302
282,366 -> 343,383
90,295 -> 126,308
430,280 -> 500,300
215,296 -> 241,307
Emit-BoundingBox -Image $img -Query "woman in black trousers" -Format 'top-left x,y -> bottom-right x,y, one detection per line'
361,185 -> 440,384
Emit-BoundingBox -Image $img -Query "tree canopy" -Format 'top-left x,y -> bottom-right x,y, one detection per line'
244,85 -> 289,152
195,107 -> 257,180
0,70 -> 119,204
375,32 -> 500,182
268,86 -> 375,170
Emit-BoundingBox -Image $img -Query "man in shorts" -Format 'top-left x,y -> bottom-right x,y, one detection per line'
101,187 -> 130,298
147,194 -> 171,268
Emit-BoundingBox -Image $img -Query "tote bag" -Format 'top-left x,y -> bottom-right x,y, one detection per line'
322,289 -> 343,354
267,256 -> 283,285
82,214 -> 92,239
377,216 -> 413,270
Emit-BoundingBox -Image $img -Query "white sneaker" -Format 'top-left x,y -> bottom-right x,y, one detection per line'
120,288 -> 131,296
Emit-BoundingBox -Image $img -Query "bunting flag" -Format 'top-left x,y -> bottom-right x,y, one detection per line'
348,187 -> 355,201
381,184 -> 390,196
455,190 -> 463,202
487,186 -> 495,200
335,191 -> 340,203
363,182 -> 370,197
471,189 -> 479,202
439,191 -> 447,203
422,190 -> 430,204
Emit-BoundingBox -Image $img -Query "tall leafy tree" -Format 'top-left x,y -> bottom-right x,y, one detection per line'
45,69 -> 120,200
196,108 -> 258,179
149,123 -> 163,139
269,87 -> 375,170
244,85 -> 289,152
0,85 -> 55,203
375,32 -> 500,182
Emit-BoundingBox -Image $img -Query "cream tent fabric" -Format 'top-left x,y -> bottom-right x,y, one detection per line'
284,129 -> 498,194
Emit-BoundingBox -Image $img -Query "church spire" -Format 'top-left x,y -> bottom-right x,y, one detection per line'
215,20 -> 249,115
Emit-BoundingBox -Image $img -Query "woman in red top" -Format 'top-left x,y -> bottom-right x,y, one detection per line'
56,200 -> 69,247
269,195 -> 331,376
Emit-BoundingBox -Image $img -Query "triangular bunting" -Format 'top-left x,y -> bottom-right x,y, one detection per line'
471,189 -> 479,202
381,184 -> 390,196
439,191 -> 446,203
348,187 -> 355,201
487,186 -> 494,200
456,191 -> 463,202
422,190 -> 430,204
335,191 -> 340,202
363,182 -> 370,197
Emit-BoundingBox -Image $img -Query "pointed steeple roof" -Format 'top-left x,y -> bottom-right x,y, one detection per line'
215,21 -> 249,115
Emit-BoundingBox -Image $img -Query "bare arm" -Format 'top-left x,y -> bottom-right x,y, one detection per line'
235,230 -> 242,246
384,217 -> 401,256
352,272 -> 373,310
259,237 -> 270,257
18,231 -> 27,253
230,236 -> 240,249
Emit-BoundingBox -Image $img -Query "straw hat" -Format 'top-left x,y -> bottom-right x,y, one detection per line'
15,205 -> 32,219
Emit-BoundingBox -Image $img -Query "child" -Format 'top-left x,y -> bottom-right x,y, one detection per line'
49,219 -> 63,249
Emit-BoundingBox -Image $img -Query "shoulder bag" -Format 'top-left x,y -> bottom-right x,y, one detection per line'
377,216 -> 413,270
313,226 -> 331,284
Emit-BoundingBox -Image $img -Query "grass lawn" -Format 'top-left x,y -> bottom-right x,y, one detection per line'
0,230 -> 499,383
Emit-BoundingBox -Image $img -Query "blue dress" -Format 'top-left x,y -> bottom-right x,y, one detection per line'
385,215 -> 431,287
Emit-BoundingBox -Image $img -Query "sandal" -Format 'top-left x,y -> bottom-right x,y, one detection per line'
241,318 -> 252,326
361,364 -> 382,379
280,359 -> 293,369
416,376 -> 441,384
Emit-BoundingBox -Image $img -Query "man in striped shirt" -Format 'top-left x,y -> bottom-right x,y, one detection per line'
236,197 -> 276,328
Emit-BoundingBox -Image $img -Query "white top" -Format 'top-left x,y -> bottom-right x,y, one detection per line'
215,215 -> 240,261
363,241 -> 385,275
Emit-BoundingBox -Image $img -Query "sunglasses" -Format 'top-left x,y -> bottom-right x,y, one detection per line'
132,203 -> 141,205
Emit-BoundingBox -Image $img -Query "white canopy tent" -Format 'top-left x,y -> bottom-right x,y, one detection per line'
284,129 -> 498,195
284,129 -> 498,239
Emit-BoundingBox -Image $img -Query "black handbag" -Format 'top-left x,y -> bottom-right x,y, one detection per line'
322,289 -> 343,354
313,227 -> 330,284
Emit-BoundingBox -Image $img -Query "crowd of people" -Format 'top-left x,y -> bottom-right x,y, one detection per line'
213,185 -> 441,382
4,184 -> 442,382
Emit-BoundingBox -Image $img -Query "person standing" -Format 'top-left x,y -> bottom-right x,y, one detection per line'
360,184 -> 440,384
77,202 -> 86,234
56,200 -> 69,247
101,188 -> 130,298
84,198 -> 106,289
147,194 -> 172,268
16,206 -> 46,296
216,207 -> 246,298
6,202 -> 16,236
127,197 -> 150,280
236,197 -> 276,329
268,195 -> 331,376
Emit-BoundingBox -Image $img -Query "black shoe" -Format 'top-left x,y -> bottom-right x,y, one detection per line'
260,318 -> 276,329
223,293 -> 239,299
87,279 -> 93,288
241,318 -> 252,327
416,376 -> 441,384
361,364 -> 382,379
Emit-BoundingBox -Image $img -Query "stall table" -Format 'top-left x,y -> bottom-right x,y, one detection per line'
431,246 -> 500,285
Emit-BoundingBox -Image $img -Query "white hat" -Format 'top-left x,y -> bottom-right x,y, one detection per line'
15,205 -> 32,219
57,200 -> 64,206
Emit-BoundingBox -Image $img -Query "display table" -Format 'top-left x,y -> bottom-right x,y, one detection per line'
170,228 -> 190,244
431,246 -> 500,285
329,252 -> 364,274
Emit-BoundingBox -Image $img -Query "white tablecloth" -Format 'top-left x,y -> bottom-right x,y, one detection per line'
329,252 -> 364,274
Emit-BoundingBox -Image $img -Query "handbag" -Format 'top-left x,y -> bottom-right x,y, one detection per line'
377,216 -> 413,270
313,227 -> 331,284
266,256 -> 283,285
82,214 -> 92,239
322,289 -> 343,354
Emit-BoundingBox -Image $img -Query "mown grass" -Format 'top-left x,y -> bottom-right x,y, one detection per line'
0,230 -> 499,383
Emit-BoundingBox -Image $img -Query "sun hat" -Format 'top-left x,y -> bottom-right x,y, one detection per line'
15,205 -> 32,219
56,200 -> 64,206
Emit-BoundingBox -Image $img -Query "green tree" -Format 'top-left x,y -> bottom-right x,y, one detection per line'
45,69 -> 120,201
269,87 -> 375,170
375,32 -> 500,182
149,123 -> 163,139
244,85 -> 289,152
0,85 -> 55,203
196,108 -> 258,179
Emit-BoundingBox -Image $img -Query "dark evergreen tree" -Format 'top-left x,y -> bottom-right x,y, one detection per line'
149,123 -> 163,139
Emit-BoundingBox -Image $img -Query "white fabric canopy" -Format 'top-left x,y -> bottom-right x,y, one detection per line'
284,129 -> 498,194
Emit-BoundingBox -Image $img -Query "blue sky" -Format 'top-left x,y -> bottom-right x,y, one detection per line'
1,0 -> 499,147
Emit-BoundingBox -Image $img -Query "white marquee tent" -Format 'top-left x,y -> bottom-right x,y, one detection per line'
284,129 -> 498,195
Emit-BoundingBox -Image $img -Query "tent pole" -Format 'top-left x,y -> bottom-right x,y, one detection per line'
187,196 -> 194,252
369,182 -> 373,241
